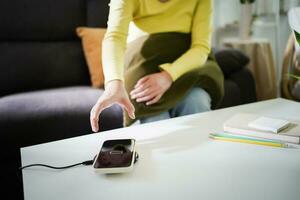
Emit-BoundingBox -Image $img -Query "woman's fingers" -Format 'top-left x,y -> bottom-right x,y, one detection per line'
119,97 -> 136,119
90,95 -> 136,132
131,77 -> 151,96
131,88 -> 152,99
90,99 -> 110,132
136,91 -> 158,102
131,72 -> 172,104
146,94 -> 162,105
90,103 -> 102,132
89,80 -> 136,132
134,76 -> 149,88
130,84 -> 150,97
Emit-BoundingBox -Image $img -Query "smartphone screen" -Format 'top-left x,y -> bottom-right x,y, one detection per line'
93,139 -> 134,169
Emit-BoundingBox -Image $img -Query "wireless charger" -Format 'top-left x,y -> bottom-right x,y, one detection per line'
93,139 -> 138,174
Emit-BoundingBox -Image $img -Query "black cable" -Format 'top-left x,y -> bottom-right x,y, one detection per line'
17,158 -> 94,188
19,151 -> 139,171
19,159 -> 94,170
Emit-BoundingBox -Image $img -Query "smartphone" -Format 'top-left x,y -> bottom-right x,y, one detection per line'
93,139 -> 136,174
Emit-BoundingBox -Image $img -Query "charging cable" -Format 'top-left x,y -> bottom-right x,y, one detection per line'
16,157 -> 95,187
19,151 -> 138,170
19,155 -> 96,170
19,159 -> 94,170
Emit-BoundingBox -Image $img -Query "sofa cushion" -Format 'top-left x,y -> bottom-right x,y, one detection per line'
76,27 -> 106,88
0,0 -> 86,40
214,48 -> 250,77
0,42 -> 90,97
0,86 -> 123,148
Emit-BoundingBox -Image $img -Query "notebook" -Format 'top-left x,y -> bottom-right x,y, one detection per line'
248,116 -> 290,133
223,113 -> 300,144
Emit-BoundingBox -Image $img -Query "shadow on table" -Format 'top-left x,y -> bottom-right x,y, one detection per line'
100,123 -> 212,181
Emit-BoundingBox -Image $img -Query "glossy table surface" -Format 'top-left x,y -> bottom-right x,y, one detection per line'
22,98 -> 300,200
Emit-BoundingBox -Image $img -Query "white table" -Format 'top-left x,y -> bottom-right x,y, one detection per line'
21,98 -> 300,200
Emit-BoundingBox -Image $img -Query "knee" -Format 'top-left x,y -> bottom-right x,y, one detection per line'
139,111 -> 170,124
184,88 -> 211,111
172,88 -> 211,117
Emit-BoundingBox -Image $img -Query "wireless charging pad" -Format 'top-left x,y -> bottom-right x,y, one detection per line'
93,139 -> 138,174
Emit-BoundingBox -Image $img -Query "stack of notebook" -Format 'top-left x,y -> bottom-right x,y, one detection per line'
221,113 -> 300,144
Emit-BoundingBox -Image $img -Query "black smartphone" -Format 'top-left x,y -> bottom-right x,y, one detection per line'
93,139 -> 136,173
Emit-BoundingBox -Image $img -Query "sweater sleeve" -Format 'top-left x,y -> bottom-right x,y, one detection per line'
102,0 -> 135,85
159,0 -> 213,81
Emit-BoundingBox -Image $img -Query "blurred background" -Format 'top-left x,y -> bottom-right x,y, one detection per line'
213,0 -> 300,96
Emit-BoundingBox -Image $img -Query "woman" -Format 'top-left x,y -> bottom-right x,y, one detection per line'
90,0 -> 224,132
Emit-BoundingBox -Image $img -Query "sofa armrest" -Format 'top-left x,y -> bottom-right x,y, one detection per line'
228,67 -> 257,103
213,48 -> 250,77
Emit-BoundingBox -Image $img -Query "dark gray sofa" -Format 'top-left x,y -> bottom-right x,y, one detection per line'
0,0 -> 256,199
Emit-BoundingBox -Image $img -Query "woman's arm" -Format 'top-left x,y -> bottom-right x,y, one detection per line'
130,0 -> 212,105
159,0 -> 213,81
102,0 -> 136,84
90,0 -> 137,132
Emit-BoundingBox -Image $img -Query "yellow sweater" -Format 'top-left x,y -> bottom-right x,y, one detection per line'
102,0 -> 212,84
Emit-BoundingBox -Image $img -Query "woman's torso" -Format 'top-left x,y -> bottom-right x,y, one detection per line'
127,0 -> 200,43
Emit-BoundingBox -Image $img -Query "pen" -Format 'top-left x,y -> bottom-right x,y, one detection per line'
210,133 -> 281,144
209,133 -> 288,148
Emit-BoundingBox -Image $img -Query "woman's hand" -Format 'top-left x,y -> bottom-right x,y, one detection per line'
90,80 -> 135,132
130,71 -> 172,105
